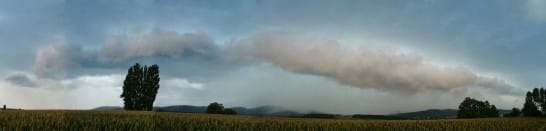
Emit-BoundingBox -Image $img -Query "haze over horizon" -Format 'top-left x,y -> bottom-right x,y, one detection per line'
1,0 -> 546,115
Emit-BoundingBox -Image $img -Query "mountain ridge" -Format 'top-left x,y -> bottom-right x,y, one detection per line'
93,106 -> 512,119
93,105 -> 304,117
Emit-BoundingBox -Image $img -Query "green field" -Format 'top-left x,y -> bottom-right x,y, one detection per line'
0,110 -> 545,130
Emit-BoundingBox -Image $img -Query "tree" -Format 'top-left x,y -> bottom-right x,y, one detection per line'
121,63 -> 140,110
458,97 -> 478,118
142,65 -> 160,111
457,97 -> 499,118
488,105 -> 499,117
541,88 -> 546,112
206,102 -> 238,115
522,91 -> 542,116
120,63 -> 160,111
222,108 -> 238,115
522,90 -> 543,116
504,108 -> 521,117
522,101 -> 541,116
525,88 -> 546,115
206,102 -> 224,114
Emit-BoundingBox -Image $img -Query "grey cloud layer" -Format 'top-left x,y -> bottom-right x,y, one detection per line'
101,28 -> 217,62
33,29 -> 514,93
248,33 -> 513,92
34,44 -> 96,77
4,74 -> 37,88
7,0 -> 546,88
34,29 -> 218,76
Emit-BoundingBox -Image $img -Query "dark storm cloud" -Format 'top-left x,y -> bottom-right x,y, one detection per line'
4,74 -> 37,88
33,28 -> 223,79
34,44 -> 93,76
100,28 -> 218,62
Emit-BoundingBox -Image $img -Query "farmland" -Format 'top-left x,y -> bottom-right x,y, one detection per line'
0,110 -> 545,130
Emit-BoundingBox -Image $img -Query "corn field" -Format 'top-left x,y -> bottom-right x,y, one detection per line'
0,110 -> 545,130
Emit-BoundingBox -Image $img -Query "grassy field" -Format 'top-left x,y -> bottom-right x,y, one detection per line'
0,110 -> 545,130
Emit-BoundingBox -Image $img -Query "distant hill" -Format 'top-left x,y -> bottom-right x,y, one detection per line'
392,109 -> 458,119
353,114 -> 410,120
93,106 -> 123,111
93,105 -> 304,117
392,109 -> 512,119
498,109 -> 511,116
93,106 -> 512,119
231,106 -> 303,116
158,105 -> 207,113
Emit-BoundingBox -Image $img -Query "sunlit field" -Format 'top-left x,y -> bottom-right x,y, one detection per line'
0,110 -> 545,130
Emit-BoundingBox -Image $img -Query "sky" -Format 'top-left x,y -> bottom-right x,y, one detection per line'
0,0 -> 546,114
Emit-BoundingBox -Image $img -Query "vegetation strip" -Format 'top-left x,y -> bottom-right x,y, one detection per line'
0,110 -> 545,130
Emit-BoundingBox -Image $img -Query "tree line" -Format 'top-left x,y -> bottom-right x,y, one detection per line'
457,97 -> 499,118
457,87 -> 546,118
501,87 -> 546,117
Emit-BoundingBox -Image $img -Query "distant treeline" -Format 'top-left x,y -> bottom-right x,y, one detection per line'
302,113 -> 339,119
352,114 -> 409,120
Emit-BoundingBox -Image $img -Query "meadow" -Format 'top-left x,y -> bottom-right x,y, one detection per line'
0,110 -> 545,130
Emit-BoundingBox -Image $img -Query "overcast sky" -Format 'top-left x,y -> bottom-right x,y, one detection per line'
1,0 -> 546,114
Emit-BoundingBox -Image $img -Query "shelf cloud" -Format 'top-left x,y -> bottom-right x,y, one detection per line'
247,33 -> 513,92
33,29 -> 514,93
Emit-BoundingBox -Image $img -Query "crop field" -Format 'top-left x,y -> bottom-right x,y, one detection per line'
0,110 -> 545,130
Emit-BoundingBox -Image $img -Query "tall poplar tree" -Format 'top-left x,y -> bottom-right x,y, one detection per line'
121,63 -> 160,111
